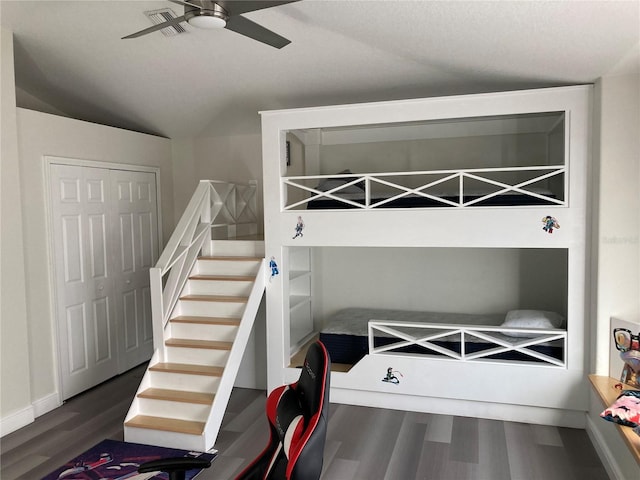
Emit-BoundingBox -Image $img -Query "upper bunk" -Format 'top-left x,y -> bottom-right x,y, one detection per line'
286,111 -> 566,210
260,86 -> 591,248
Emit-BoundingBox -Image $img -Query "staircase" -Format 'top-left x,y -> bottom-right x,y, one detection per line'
124,238 -> 265,452
123,180 -> 262,452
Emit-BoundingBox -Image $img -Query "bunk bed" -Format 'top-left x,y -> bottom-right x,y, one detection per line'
260,86 -> 591,428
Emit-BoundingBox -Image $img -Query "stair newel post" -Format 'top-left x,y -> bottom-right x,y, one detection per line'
149,266 -> 166,361
228,182 -> 237,239
201,181 -> 214,257
249,179 -> 258,237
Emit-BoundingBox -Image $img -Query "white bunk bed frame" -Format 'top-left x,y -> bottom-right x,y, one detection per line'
261,86 -> 591,428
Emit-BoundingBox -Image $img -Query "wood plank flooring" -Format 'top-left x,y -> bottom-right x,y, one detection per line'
0,364 -> 608,480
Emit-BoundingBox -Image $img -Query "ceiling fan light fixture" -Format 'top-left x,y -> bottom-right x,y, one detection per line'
187,14 -> 227,29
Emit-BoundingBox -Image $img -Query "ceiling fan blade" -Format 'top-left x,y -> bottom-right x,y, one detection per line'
168,0 -> 202,10
122,15 -> 187,39
219,1 -> 299,16
225,15 -> 291,48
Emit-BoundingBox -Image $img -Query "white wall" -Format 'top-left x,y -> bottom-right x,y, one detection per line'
592,73 -> 640,374
192,133 -> 264,234
313,247 -> 568,322
0,102 -> 174,434
0,28 -> 33,435
170,138 -> 198,225
588,72 -> 640,479
319,133 -> 550,175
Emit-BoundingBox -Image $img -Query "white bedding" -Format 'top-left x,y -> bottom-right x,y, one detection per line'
321,307 -> 505,336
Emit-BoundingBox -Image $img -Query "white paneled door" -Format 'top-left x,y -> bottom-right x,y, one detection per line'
110,170 -> 157,371
50,164 -> 159,400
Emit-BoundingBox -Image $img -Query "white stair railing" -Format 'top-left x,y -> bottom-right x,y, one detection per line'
149,180 -> 258,356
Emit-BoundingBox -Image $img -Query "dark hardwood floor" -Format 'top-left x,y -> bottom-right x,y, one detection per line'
0,364 -> 608,480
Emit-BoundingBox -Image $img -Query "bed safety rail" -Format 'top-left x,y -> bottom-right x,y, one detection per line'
149,180 -> 258,349
368,320 -> 567,367
283,166 -> 565,210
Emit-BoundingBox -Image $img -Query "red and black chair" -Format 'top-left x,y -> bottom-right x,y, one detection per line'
236,340 -> 331,480
137,341 -> 331,480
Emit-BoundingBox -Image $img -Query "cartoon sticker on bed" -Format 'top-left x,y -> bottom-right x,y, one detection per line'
382,367 -> 403,384
269,256 -> 279,281
293,216 -> 305,239
542,215 -> 560,234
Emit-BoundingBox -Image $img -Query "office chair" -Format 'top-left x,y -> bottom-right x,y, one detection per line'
137,340 -> 331,480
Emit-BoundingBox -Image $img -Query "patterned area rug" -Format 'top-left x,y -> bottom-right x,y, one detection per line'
41,439 -> 216,480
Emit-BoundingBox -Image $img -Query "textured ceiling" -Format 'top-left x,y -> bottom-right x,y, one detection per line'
2,0 -> 639,139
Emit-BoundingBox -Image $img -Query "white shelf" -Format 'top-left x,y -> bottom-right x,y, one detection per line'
290,270 -> 311,281
290,295 -> 311,311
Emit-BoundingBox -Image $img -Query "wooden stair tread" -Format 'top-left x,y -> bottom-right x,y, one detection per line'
198,256 -> 262,261
179,294 -> 249,303
138,388 -> 214,405
189,274 -> 256,282
166,338 -> 233,350
149,362 -> 224,376
125,415 -> 204,435
170,316 -> 241,326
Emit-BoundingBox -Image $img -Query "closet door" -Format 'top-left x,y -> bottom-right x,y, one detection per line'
51,164 -> 159,400
110,170 -> 158,371
51,165 -> 119,399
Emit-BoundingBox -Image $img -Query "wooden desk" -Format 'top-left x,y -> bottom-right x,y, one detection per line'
589,374 -> 640,465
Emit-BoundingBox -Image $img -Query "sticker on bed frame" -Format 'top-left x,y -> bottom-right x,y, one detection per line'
382,368 -> 403,384
269,256 -> 279,281
292,216 -> 305,239
542,215 -> 560,234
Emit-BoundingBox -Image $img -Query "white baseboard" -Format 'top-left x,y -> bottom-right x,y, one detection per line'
586,415 -> 622,480
0,392 -> 61,438
33,391 -> 61,418
331,388 -> 587,428
0,405 -> 35,437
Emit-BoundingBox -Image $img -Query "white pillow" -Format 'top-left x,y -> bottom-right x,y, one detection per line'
500,310 -> 565,337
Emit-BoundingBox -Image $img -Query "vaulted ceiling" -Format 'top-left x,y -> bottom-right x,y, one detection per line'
2,0 -> 639,139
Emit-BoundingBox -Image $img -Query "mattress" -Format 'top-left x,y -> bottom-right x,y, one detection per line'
306,190 -> 558,209
318,307 -> 564,365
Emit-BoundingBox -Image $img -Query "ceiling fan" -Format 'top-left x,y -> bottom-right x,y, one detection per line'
122,0 -> 298,48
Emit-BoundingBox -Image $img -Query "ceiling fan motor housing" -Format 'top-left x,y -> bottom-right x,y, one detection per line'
185,1 -> 229,28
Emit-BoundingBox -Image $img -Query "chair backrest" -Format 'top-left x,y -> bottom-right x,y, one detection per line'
236,341 -> 331,480
286,341 -> 331,479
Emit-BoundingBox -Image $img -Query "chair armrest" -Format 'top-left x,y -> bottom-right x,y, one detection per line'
138,456 -> 212,479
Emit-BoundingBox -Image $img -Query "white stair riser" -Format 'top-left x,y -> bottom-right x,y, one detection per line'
196,259 -> 261,276
188,279 -> 254,296
170,322 -> 238,342
137,398 -> 210,422
165,347 -> 230,366
177,300 -> 246,317
210,240 -> 264,257
148,371 -> 221,393
124,426 -> 205,452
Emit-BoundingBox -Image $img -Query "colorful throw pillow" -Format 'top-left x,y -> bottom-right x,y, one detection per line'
600,390 -> 640,428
